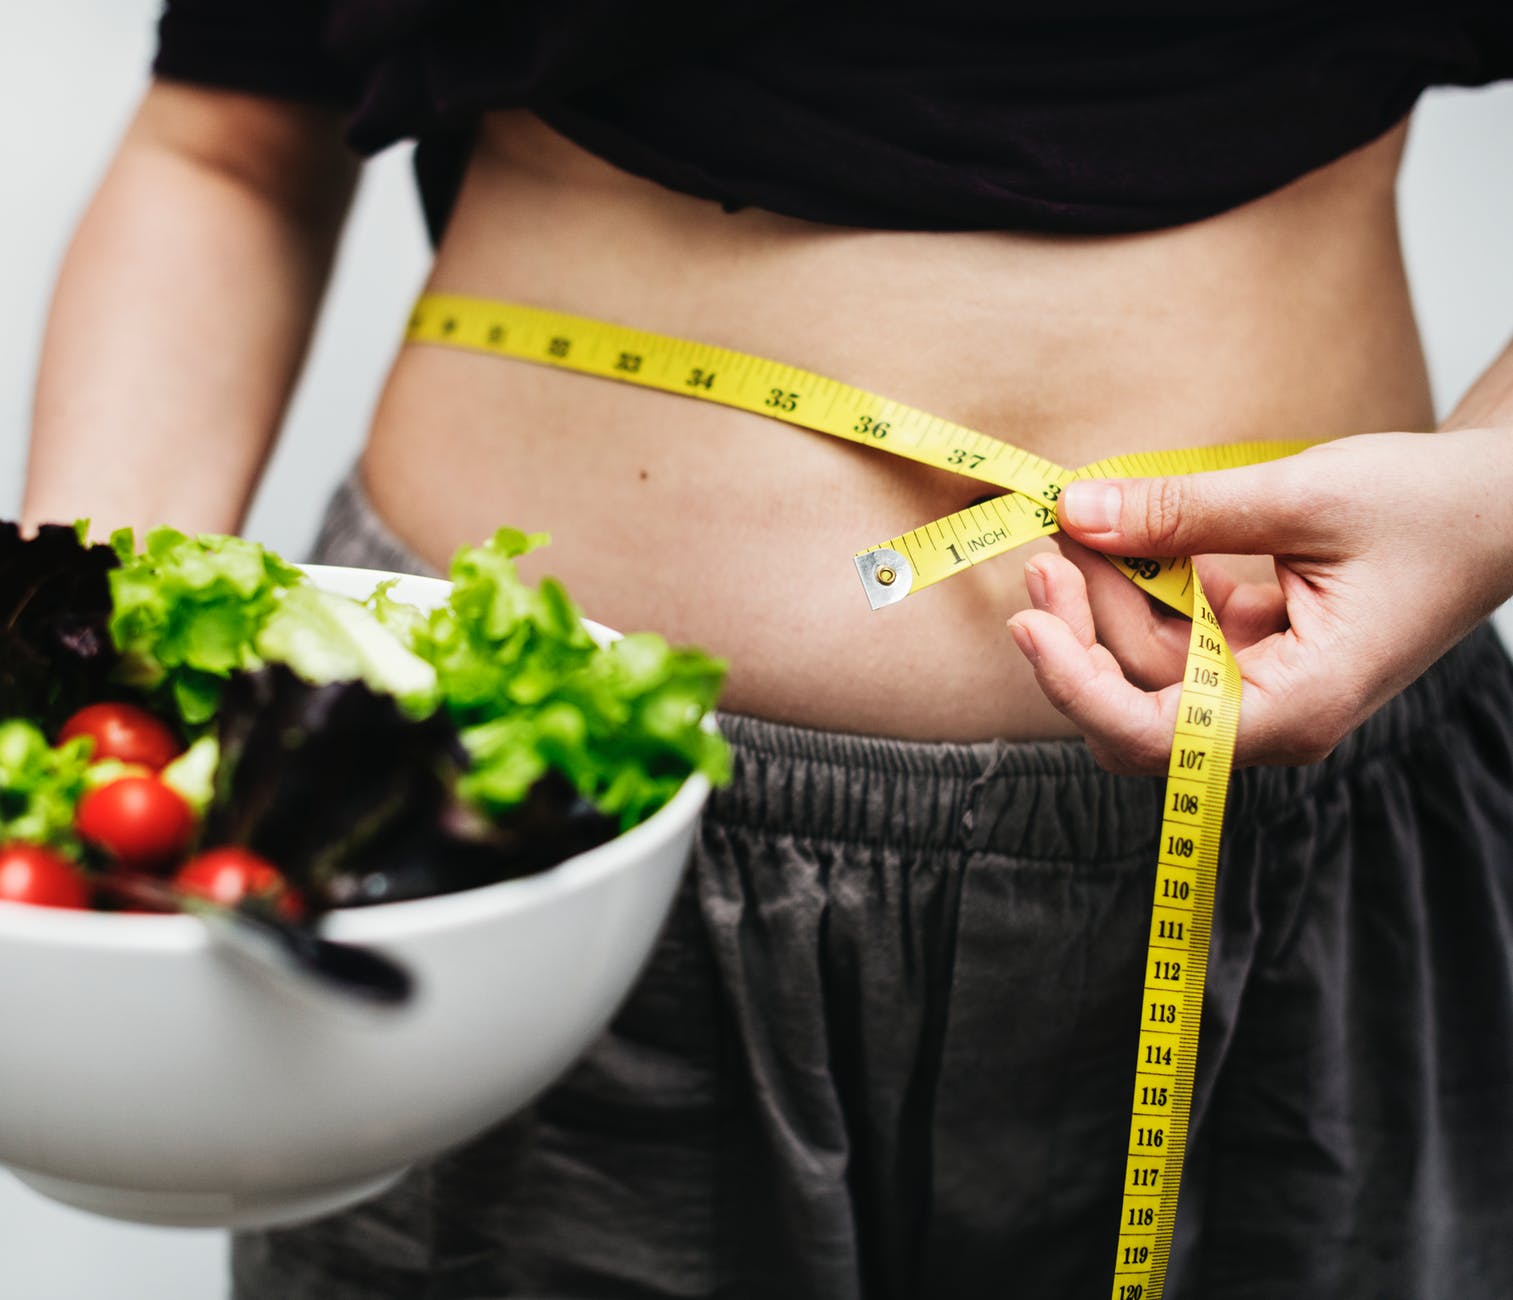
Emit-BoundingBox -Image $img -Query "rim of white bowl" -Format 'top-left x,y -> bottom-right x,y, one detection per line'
0,562 -> 717,950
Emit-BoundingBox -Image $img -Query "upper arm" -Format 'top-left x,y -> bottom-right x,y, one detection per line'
123,2 -> 363,227
125,80 -> 360,231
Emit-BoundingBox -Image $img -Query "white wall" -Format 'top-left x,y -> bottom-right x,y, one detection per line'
0,3 -> 1510,1297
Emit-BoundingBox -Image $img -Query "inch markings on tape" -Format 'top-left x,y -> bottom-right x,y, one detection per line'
407,293 -> 1302,1300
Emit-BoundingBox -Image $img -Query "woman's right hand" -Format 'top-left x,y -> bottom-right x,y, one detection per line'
1007,426 -> 1513,773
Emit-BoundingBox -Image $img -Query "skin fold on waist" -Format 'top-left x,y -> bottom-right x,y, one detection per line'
361,110 -> 1433,742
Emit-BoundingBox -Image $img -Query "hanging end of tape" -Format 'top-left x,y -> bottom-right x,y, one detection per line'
855,548 -> 913,610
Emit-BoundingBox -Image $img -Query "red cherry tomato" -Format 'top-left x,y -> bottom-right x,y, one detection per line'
0,843 -> 91,909
76,777 -> 196,869
173,847 -> 304,921
58,703 -> 182,771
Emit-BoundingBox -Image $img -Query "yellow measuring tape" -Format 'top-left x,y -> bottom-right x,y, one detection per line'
407,293 -> 1307,1299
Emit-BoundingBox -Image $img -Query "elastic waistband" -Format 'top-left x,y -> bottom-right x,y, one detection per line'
710,623 -> 1513,861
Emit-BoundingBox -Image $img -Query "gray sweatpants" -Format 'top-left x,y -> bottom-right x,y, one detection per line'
234,469 -> 1513,1299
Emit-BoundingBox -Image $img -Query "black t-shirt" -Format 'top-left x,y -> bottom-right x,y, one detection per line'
153,1 -> 1513,243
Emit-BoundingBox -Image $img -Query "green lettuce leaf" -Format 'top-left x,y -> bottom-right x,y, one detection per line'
108,528 -> 307,725
364,579 -> 429,649
256,585 -> 438,715
0,720 -> 93,855
160,734 -> 219,815
418,529 -> 730,830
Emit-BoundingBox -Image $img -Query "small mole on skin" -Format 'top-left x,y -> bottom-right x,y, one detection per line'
639,469 -> 649,482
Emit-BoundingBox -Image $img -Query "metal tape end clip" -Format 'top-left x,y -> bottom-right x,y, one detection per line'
854,548 -> 913,610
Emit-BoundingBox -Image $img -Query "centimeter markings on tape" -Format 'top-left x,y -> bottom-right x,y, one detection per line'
411,294 -> 1067,501
406,293 -> 1295,1300
1109,575 -> 1238,1300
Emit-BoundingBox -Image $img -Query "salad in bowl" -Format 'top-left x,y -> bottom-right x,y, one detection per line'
0,520 -> 727,915
0,520 -> 727,1228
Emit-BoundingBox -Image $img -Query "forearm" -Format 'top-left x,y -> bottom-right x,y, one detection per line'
23,82 -> 359,538
1440,333 -> 1513,431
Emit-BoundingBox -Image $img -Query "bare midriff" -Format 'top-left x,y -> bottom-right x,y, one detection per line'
363,110 -> 1432,741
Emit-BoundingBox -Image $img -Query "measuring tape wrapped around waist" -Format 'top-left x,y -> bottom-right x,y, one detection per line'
406,292 -> 1308,1300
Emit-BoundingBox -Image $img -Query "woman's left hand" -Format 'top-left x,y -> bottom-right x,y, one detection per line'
1005,427 -> 1513,773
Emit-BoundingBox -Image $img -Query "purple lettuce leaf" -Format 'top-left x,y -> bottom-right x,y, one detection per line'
203,665 -> 615,912
0,522 -> 121,731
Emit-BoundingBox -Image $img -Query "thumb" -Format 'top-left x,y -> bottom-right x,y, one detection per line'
1056,458 -> 1325,558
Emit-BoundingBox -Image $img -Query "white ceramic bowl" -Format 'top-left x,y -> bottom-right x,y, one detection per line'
0,566 -> 710,1228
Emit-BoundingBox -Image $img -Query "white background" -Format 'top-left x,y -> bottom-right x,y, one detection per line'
1,3 -> 1511,1297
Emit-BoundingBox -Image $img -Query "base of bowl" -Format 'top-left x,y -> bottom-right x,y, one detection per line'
9,1165 -> 410,1230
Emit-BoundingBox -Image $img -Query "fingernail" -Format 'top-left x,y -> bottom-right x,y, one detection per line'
1024,560 -> 1047,608
1008,618 -> 1039,665
1060,483 -> 1121,534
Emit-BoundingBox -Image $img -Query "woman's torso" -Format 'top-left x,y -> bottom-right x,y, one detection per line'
362,110 -> 1431,741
